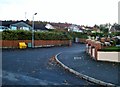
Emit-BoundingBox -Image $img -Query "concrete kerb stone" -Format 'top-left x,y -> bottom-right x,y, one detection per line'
54,52 -> 116,87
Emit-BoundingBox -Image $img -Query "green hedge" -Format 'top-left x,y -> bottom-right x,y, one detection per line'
112,32 -> 120,36
2,30 -> 72,40
90,32 -> 104,37
68,32 -> 88,39
98,46 -> 120,52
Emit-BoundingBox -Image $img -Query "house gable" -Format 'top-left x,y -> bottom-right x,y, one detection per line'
10,22 -> 32,30
45,24 -> 55,29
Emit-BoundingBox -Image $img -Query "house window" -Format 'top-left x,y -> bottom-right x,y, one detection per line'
23,27 -> 29,30
11,26 -> 17,30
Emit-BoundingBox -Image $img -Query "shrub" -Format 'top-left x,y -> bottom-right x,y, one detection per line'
68,32 -> 88,39
2,30 -> 72,40
2,30 -> 18,40
98,46 -> 120,52
116,32 -> 120,36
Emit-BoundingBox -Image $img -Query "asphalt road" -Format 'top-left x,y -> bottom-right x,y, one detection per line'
2,44 -> 90,85
58,47 -> 120,86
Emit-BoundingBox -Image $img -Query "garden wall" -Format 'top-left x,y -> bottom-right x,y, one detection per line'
97,51 -> 120,62
75,38 -> 86,43
0,40 -> 72,48
86,39 -> 120,63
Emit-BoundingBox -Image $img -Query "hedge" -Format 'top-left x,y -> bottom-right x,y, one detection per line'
68,32 -> 88,39
98,46 -> 120,52
1,30 -> 72,40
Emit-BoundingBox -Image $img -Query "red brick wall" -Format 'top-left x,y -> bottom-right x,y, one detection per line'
79,38 -> 87,43
0,40 -> 71,48
86,39 -> 102,60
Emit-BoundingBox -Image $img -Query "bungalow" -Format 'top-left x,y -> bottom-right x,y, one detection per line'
1,21 -> 32,31
33,23 -> 48,31
68,24 -> 83,33
10,21 -> 32,30
0,26 -> 9,32
110,24 -> 120,33
1,20 -> 48,31
45,23 -> 55,30
92,26 -> 101,33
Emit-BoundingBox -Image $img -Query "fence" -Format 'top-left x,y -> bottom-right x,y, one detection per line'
0,40 -> 72,48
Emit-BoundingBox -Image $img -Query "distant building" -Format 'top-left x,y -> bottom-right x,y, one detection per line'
110,24 -> 120,33
68,25 -> 83,32
92,27 -> 101,33
33,23 -> 48,31
1,20 -> 48,31
10,21 -> 32,30
45,24 -> 55,29
1,21 -> 32,31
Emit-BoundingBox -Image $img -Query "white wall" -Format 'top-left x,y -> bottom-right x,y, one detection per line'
92,48 -> 95,59
88,46 -> 91,55
45,24 -> 55,29
11,26 -> 17,30
97,51 -> 120,62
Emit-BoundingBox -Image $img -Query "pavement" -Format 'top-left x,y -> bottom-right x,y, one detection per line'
57,44 -> 120,86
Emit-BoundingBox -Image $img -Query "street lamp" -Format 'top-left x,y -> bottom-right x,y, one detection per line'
32,13 -> 37,48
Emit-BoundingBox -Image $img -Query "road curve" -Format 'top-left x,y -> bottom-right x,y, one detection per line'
2,44 -> 90,85
54,51 -> 118,87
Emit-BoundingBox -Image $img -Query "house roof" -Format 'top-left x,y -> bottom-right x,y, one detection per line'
2,21 -> 16,27
110,25 -> 120,32
34,23 -> 48,30
2,20 -> 29,26
11,22 -> 32,28
1,20 -> 48,31
49,22 -> 71,29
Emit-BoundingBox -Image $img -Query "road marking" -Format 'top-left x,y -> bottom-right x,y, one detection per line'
74,57 -> 82,60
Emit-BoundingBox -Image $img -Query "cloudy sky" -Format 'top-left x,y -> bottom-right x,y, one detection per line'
0,0 -> 119,26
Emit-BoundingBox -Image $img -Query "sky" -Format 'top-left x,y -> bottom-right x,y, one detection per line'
0,0 -> 119,26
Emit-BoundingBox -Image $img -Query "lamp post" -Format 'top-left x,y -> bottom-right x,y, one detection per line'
32,13 -> 37,48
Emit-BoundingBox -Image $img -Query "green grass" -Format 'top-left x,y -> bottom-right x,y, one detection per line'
98,46 -> 120,52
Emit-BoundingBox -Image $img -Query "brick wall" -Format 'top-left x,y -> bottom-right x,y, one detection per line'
0,40 -> 71,48
86,39 -> 102,60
